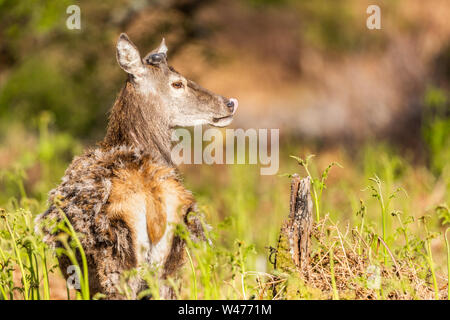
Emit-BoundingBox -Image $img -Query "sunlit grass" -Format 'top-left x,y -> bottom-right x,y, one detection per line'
0,119 -> 448,299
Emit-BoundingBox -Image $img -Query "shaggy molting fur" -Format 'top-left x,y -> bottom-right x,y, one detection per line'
36,146 -> 197,299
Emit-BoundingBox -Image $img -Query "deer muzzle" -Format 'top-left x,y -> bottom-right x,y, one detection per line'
226,98 -> 239,114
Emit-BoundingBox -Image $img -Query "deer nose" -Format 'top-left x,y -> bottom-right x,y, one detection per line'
226,98 -> 238,114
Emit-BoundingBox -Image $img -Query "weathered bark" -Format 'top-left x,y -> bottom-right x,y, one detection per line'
274,175 -> 313,273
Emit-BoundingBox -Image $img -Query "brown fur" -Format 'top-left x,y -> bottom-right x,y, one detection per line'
36,145 -> 198,299
35,34 -> 234,299
101,82 -> 173,166
107,164 -> 194,249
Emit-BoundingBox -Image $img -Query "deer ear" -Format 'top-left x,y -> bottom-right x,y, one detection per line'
157,38 -> 168,55
144,38 -> 169,66
116,33 -> 146,77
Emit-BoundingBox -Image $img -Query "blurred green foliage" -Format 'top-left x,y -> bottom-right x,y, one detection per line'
422,86 -> 450,176
0,112 -> 82,206
0,0 -> 69,40
0,0 -> 126,138
0,57 -> 95,135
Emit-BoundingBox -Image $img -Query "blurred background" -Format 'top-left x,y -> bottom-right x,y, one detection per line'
0,0 -> 449,298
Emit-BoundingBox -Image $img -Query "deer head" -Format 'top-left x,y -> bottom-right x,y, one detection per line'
103,33 -> 238,165
115,33 -> 238,128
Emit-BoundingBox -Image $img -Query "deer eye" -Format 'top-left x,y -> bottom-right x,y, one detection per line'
171,81 -> 184,89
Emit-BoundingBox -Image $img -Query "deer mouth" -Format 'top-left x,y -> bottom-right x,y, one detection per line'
211,115 -> 233,127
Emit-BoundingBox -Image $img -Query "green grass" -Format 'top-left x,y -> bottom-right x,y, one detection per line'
0,120 -> 449,299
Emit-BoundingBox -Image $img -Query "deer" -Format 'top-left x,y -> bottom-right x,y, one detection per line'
35,33 -> 238,299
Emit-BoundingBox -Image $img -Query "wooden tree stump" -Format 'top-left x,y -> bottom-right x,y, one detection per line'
274,175 -> 313,274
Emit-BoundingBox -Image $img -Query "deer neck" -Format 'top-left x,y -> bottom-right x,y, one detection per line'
102,81 -> 174,166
